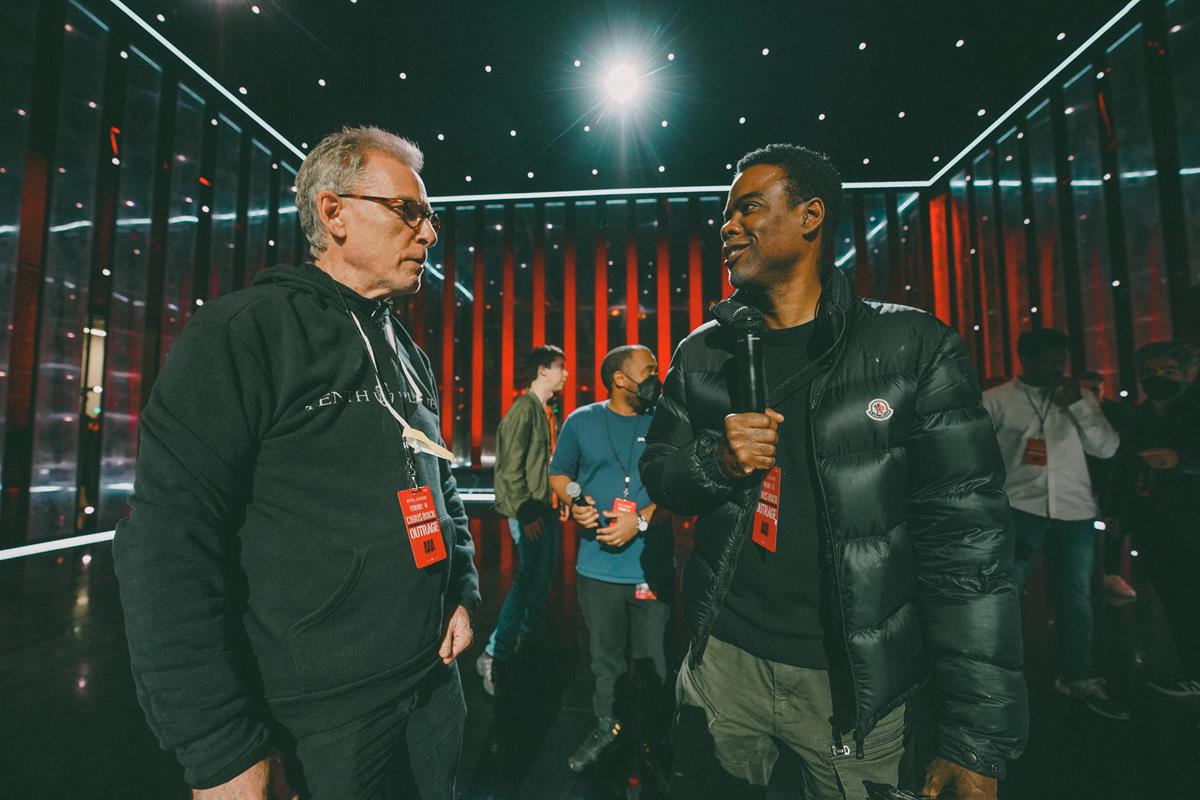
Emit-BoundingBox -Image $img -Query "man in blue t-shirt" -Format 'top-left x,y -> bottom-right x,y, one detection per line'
549,345 -> 674,773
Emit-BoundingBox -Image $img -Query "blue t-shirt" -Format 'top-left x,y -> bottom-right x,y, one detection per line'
549,401 -> 672,584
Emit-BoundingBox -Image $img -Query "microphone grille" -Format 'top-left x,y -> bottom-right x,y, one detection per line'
566,481 -> 583,500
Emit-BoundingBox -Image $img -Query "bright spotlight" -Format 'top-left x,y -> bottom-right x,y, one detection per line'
604,63 -> 641,104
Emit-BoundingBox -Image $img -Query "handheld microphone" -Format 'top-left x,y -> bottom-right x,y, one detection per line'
566,481 -> 592,507
730,305 -> 766,413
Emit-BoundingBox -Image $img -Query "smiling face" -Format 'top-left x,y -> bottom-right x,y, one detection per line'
720,164 -> 824,293
317,151 -> 437,298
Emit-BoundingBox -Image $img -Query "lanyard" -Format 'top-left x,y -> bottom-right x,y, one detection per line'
1018,382 -> 1054,436
603,403 -> 643,499
341,296 -> 453,465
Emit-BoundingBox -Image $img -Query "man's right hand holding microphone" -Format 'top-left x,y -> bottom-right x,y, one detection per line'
717,409 -> 785,478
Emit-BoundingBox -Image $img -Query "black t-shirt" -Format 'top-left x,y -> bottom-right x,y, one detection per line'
712,319 -> 829,668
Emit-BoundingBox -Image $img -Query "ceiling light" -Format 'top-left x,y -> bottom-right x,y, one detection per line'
667,52 -> 675,61
862,158 -> 870,165
738,116 -> 746,124
509,129 -> 517,136
761,47 -> 769,56
1064,106 -> 1074,114
465,175 -> 472,182
583,124 -> 591,132
251,4 -> 260,13
955,38 -> 964,48
317,78 -> 326,87
484,65 -> 492,73
437,133 -> 445,141
858,41 -> 867,50
573,59 -> 581,67
657,165 -> 665,173
1170,24 -> 1182,33
977,108 -> 986,116
119,50 -> 128,59
238,86 -> 248,95
1056,32 -> 1066,41
932,155 -> 940,162
818,112 -> 826,121
155,13 -> 165,22
301,142 -> 308,149
661,119 -> 668,127
591,168 -> 599,175
399,72 -> 407,79
1097,70 -> 1105,79
527,171 -> 534,178
725,163 -> 732,170
604,62 -> 641,104
897,111 -> 905,119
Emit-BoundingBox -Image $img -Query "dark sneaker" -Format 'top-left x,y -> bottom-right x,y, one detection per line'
1146,676 -> 1200,700
1055,677 -> 1131,721
568,717 -> 621,772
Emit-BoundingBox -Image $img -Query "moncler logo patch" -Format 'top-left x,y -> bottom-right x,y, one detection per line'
866,398 -> 893,421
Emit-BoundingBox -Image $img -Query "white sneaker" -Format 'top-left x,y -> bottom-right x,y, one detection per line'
475,651 -> 496,696
1146,676 -> 1200,700
1054,677 -> 1130,721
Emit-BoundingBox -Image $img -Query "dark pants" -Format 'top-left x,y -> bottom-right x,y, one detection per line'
576,573 -> 671,721
486,517 -> 560,660
286,662 -> 466,800
1137,512 -> 1200,675
1011,508 -> 1096,682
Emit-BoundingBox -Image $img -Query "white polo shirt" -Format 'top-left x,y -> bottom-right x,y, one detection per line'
982,378 -> 1120,521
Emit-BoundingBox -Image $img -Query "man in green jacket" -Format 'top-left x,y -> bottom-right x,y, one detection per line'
476,345 -> 568,695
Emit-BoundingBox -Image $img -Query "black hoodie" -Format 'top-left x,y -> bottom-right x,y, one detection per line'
113,263 -> 480,789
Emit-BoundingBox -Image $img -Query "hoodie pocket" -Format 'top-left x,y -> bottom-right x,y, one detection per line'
288,537 -> 443,694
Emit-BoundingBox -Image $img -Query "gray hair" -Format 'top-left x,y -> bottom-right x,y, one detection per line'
296,126 -> 424,258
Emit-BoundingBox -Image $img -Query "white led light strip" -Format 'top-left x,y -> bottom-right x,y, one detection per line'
106,0 -> 305,160
0,530 -> 115,561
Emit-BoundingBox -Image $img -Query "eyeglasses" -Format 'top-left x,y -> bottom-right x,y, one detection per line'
336,193 -> 442,233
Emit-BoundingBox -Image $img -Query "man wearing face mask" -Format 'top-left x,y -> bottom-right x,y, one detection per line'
1110,342 -> 1200,700
547,345 -> 674,773
982,328 -> 1124,720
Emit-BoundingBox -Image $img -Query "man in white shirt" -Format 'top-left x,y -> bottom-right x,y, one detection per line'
982,328 -> 1125,720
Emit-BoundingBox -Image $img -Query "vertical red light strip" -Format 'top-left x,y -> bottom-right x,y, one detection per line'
440,234 -> 456,448
929,195 -> 951,326
656,201 -> 671,364
594,235 -> 608,401
688,217 -> 703,331
501,223 -> 515,416
1038,237 -> 1056,328
471,233 -> 486,467
626,216 -> 638,345
563,212 -> 578,417
533,216 -> 546,346
950,194 -> 968,338
722,263 -> 734,298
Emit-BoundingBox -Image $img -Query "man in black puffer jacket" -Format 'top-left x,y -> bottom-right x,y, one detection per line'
640,145 -> 1027,800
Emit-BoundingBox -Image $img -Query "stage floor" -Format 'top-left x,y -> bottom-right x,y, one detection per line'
1,515 -> 1195,799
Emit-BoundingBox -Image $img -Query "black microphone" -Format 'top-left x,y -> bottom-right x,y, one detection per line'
566,481 -> 592,507
730,305 -> 766,413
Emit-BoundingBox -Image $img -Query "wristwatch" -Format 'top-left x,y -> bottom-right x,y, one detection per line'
636,513 -> 649,532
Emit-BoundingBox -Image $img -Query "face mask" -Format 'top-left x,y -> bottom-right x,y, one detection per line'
629,376 -> 662,409
1142,376 -> 1185,403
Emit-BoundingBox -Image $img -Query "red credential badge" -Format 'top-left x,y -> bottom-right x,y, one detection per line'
397,485 -> 447,568
611,497 -> 638,516
751,466 -> 781,553
1022,437 -> 1048,466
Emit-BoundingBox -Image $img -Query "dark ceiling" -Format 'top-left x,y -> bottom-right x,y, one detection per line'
122,0 -> 1132,193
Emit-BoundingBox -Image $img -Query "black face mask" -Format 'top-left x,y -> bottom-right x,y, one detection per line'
1142,376 -> 1186,403
628,376 -> 662,410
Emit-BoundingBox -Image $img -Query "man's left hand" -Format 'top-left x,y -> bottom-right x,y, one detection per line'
439,605 -> 472,665
596,509 -> 639,548
922,757 -> 997,800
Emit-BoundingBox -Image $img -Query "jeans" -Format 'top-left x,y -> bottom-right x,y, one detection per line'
1011,508 -> 1096,682
673,636 -> 905,800
485,516 -> 560,660
576,574 -> 671,721
286,662 -> 465,800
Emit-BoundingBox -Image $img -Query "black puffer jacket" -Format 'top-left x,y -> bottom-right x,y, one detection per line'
640,267 -> 1027,778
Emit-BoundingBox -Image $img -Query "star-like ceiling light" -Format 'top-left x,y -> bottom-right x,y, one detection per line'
604,62 -> 641,105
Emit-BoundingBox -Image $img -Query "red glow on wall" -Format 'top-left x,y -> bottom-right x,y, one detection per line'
688,224 -> 703,331
656,202 -> 671,366
533,223 -> 546,346
626,219 -> 638,345
928,195 -> 951,325
563,223 -> 578,417
471,237 -> 485,466
500,226 -> 515,415
594,236 -> 608,401
440,241 -> 456,448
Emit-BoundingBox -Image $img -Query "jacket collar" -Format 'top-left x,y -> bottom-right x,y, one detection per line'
710,265 -> 855,354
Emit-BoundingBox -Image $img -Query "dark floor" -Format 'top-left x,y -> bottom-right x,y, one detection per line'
1,515 -> 1196,800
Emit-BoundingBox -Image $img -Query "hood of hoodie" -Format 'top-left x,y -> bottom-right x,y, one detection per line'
253,261 -> 398,320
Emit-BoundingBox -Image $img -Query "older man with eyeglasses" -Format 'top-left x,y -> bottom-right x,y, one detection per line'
114,126 -> 477,800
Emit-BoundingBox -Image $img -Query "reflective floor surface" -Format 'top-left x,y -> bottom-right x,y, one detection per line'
1,515 -> 1196,799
